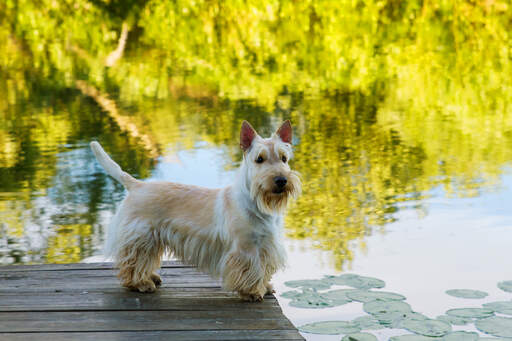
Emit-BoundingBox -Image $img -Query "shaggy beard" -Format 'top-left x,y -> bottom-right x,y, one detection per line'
250,171 -> 301,215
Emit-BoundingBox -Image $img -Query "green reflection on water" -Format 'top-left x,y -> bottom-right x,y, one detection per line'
0,0 -> 511,266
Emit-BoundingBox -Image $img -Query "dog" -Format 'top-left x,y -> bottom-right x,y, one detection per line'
90,120 -> 301,301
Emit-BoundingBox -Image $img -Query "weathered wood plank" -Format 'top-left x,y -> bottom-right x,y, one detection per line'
0,261 -> 188,272
0,286 -> 235,297
0,284 -> 223,294
0,291 -> 279,312
0,262 -> 305,340
0,330 -> 305,341
0,267 -> 213,279
0,311 -> 295,332
0,267 -> 222,292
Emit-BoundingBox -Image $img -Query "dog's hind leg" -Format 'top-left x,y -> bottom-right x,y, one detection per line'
150,272 -> 162,287
116,230 -> 164,293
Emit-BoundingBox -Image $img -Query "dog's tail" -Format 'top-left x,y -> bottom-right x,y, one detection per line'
90,141 -> 139,190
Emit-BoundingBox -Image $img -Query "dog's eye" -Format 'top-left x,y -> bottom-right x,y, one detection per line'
256,156 -> 264,163
282,155 -> 287,163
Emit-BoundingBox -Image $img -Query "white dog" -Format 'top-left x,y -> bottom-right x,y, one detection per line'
91,120 -> 301,301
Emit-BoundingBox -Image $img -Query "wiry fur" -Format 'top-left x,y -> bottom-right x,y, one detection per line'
91,121 -> 301,301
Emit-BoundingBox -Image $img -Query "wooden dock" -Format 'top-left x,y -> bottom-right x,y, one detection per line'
0,261 -> 304,341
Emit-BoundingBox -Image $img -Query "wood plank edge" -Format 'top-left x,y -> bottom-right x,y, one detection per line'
0,330 -> 305,341
0,261 -> 190,271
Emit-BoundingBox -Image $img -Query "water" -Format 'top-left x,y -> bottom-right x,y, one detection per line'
275,181 -> 512,340
1,1 -> 512,339
1,95 -> 511,339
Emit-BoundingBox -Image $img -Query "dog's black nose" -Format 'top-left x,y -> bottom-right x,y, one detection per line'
274,176 -> 287,188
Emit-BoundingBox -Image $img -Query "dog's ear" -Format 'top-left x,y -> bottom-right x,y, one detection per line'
276,120 -> 292,144
240,121 -> 257,151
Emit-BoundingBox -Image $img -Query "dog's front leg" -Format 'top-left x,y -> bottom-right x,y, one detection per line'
264,281 -> 275,295
222,250 -> 267,302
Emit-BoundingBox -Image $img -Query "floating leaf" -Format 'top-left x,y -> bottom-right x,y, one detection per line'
483,301 -> 512,315
446,308 -> 494,319
401,319 -> 451,337
445,289 -> 488,299
324,274 -> 385,289
298,321 -> 361,335
475,316 -> 512,338
280,290 -> 302,299
341,332 -> 378,341
289,298 -> 334,309
363,300 -> 412,315
389,335 -> 441,341
498,281 -> 512,293
284,279 -> 331,290
442,331 -> 479,341
352,316 -> 386,330
347,290 -> 406,303
397,312 -> 429,322
436,314 -> 471,326
373,311 -> 428,328
288,290 -> 338,309
322,289 -> 357,301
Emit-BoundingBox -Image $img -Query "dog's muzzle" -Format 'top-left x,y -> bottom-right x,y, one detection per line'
273,176 -> 287,193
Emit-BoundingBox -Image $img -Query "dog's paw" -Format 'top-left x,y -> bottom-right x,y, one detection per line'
265,283 -> 275,295
151,273 -> 162,287
130,280 -> 157,293
239,292 -> 264,302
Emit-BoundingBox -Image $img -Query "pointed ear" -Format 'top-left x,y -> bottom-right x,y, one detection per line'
240,120 -> 257,151
276,120 -> 292,144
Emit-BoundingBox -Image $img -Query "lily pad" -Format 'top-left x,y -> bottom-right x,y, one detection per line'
280,290 -> 302,299
483,301 -> 512,315
436,314 -> 471,326
352,316 -> 386,330
389,335 -> 441,341
298,321 -> 361,335
442,331 -> 479,341
445,289 -> 488,299
446,307 -> 494,319
324,274 -> 385,289
360,298 -> 424,328
498,281 -> 512,293
284,279 -> 331,290
322,288 -> 357,302
363,300 -> 412,315
288,290 -> 339,309
475,316 -> 512,338
347,289 -> 406,303
401,318 -> 451,337
289,298 -> 335,309
342,332 -> 378,341
373,311 -> 428,328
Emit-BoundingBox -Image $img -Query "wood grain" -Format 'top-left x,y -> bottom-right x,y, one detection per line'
0,262 -> 304,340
0,330 -> 304,341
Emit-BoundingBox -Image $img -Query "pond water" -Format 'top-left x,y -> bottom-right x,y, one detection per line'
1,93 -> 511,339
1,1 -> 512,340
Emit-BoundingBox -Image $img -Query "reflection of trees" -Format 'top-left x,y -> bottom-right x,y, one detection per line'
0,94 -> 155,264
0,0 -> 511,266
286,93 -> 429,270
